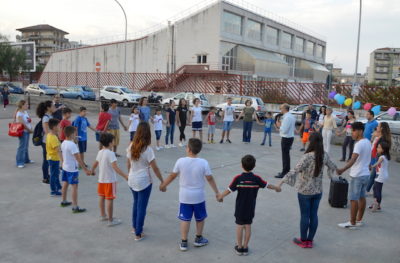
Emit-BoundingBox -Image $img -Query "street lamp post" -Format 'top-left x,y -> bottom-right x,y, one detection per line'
352,0 -> 362,106
113,0 -> 127,87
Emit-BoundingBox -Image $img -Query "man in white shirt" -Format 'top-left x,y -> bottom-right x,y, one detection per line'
220,97 -> 235,143
275,104 -> 296,178
337,122 -> 371,229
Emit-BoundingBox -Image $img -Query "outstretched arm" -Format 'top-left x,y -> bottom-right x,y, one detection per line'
160,172 -> 178,191
111,161 -> 128,181
206,175 -> 219,200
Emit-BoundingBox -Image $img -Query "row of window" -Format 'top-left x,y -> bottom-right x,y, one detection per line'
222,11 -> 324,58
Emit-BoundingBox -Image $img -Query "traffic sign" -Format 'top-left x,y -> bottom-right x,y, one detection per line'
351,83 -> 360,97
95,62 -> 101,72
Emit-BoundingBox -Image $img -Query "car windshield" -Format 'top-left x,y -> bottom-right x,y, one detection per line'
199,94 -> 207,101
82,86 -> 93,92
120,87 -> 133,93
256,98 -> 264,105
232,98 -> 241,104
39,84 -> 50,89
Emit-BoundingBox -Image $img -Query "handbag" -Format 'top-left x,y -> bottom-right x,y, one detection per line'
9,122 -> 25,137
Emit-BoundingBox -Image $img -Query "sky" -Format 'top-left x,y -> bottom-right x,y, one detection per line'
1,0 -> 399,73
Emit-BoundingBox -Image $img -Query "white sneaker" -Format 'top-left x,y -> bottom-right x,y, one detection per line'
159,146 -> 164,149
156,147 -> 160,151
356,221 -> 364,226
165,144 -> 170,149
17,165 -> 24,168
171,144 -> 176,148
338,221 -> 358,229
178,142 -> 183,147
108,218 -> 122,227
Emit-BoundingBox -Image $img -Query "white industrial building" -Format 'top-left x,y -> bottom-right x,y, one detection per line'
43,0 -> 328,83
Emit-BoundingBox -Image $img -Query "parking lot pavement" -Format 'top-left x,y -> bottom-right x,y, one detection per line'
0,112 -> 399,263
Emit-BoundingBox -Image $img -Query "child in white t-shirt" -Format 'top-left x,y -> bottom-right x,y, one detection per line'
152,108 -> 164,151
128,106 -> 140,141
91,133 -> 128,226
160,138 -> 220,251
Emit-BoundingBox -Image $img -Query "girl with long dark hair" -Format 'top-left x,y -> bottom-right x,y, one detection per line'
337,110 -> 356,161
126,122 -> 164,241
277,132 -> 337,249
176,98 -> 189,146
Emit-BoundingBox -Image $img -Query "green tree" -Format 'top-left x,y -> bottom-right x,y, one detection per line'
0,34 -> 27,81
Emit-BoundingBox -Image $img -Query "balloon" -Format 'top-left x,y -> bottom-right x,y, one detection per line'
337,95 -> 346,105
387,107 -> 397,116
363,103 -> 372,111
334,94 -> 341,101
329,91 -> 337,99
371,105 -> 381,116
344,98 -> 352,106
353,101 -> 361,110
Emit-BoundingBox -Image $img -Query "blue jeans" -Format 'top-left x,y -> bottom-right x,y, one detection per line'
16,131 -> 30,166
298,193 -> 322,241
165,124 -> 175,145
41,143 -> 49,181
262,130 -> 272,146
366,157 -> 377,192
242,121 -> 253,142
48,160 -> 61,193
131,184 -> 152,236
155,130 -> 162,141
130,131 -> 135,141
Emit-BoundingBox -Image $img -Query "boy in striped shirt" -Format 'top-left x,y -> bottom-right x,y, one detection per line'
218,155 -> 280,256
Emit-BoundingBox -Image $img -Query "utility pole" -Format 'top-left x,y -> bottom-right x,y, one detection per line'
351,0 -> 362,106
113,0 -> 127,87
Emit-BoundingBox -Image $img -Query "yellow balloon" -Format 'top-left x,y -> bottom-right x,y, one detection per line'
344,98 -> 352,106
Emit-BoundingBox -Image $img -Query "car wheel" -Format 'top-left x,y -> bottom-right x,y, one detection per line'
122,99 -> 129,107
39,93 -> 43,96
25,91 -> 29,95
77,96 -> 82,100
60,94 -> 64,98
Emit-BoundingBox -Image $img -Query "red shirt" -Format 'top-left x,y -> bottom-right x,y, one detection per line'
371,137 -> 380,159
208,112 -> 216,125
96,112 -> 112,131
59,119 -> 72,141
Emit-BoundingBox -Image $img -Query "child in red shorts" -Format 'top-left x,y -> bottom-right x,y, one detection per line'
91,133 -> 128,226
297,110 -> 315,151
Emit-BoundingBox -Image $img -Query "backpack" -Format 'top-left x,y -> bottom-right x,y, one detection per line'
32,120 -> 44,146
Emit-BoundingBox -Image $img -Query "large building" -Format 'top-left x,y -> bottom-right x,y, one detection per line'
43,0 -> 328,84
16,24 -> 70,67
367,47 -> 400,86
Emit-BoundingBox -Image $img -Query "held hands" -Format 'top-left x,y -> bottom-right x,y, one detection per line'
216,193 -> 223,202
336,168 -> 344,175
85,168 -> 93,176
159,183 -> 166,192
275,186 -> 282,193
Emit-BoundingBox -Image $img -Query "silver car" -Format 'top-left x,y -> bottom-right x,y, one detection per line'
25,84 -> 57,96
216,96 -> 266,118
289,104 -> 345,126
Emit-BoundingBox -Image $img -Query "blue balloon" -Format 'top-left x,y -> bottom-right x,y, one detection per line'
334,94 -> 341,101
371,105 -> 381,115
338,95 -> 346,105
353,101 -> 361,110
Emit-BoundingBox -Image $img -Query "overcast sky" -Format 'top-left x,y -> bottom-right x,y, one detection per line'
1,0 -> 399,73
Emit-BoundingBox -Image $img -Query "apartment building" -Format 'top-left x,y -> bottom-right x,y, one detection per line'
368,47 -> 400,86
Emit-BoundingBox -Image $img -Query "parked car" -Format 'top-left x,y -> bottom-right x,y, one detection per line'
147,92 -> 163,104
60,85 -> 96,100
288,104 -> 346,126
25,84 -> 57,96
100,86 -> 143,107
359,111 -> 400,134
216,95 -> 266,118
0,82 -> 24,94
162,92 -> 210,111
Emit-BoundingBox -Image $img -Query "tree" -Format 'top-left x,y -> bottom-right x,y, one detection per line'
0,34 -> 27,81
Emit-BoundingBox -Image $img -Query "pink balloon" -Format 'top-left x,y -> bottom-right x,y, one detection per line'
387,107 -> 397,116
363,103 -> 372,111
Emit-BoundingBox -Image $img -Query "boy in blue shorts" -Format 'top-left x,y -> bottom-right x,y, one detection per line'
160,138 -> 220,251
73,106 -> 96,167
258,112 -> 275,146
60,126 -> 91,213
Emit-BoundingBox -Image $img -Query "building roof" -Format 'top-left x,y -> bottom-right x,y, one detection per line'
16,24 -> 68,35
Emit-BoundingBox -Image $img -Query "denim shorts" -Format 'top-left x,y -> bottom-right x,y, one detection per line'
208,125 -> 216,135
155,130 -> 162,140
78,140 -> 87,153
223,121 -> 233,131
349,175 -> 369,200
178,201 -> 207,222
62,170 -> 79,184
192,121 -> 202,131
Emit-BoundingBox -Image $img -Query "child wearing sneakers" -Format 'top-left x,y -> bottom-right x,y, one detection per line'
258,112 -> 275,146
153,107 -> 164,151
160,138 -> 220,251
46,118 -> 62,196
217,155 -> 280,256
206,107 -> 217,143
91,133 -> 129,226
60,126 -> 91,213
59,107 -> 72,143
128,106 -> 140,141
73,106 -> 96,166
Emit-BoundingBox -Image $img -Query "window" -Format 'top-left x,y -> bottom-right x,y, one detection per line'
231,97 -> 241,104
266,26 -> 279,45
197,55 -> 207,64
223,11 -> 242,35
281,32 -> 292,49
222,47 -> 237,71
316,45 -> 324,58
306,41 -> 314,56
247,19 -> 261,40
295,37 -> 304,52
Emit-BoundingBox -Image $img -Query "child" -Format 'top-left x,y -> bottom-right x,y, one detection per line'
217,155 -> 280,256
165,100 -> 177,148
96,103 -> 112,147
91,133 -> 129,226
370,140 -> 391,212
59,107 -> 72,143
128,106 -> 140,141
46,118 -> 62,196
258,112 -> 275,146
1,86 -> 10,110
73,106 -> 96,166
153,107 -> 164,151
60,126 -> 91,213
160,138 -> 220,251
206,107 -> 216,144
190,98 -> 203,142
297,110 -> 315,151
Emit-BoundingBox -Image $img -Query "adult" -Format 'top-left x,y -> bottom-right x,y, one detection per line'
165,100 -> 176,148
36,100 -> 55,184
52,95 -> 64,121
320,107 -> 337,154
363,110 -> 378,141
236,99 -> 259,143
108,99 -> 127,156
275,103 -> 296,179
15,100 -> 34,168
176,98 -> 189,147
138,97 -> 151,123
337,110 -> 356,161
301,104 -> 318,122
219,97 -> 235,143
366,122 -> 392,193
189,98 -> 203,142
337,122 -> 371,229
277,132 -> 337,248
316,105 -> 327,132
1,86 -> 10,110
126,122 -> 164,241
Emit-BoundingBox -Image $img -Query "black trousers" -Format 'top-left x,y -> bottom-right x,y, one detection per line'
281,137 -> 294,176
342,136 -> 355,160
373,181 -> 383,204
178,120 -> 186,141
